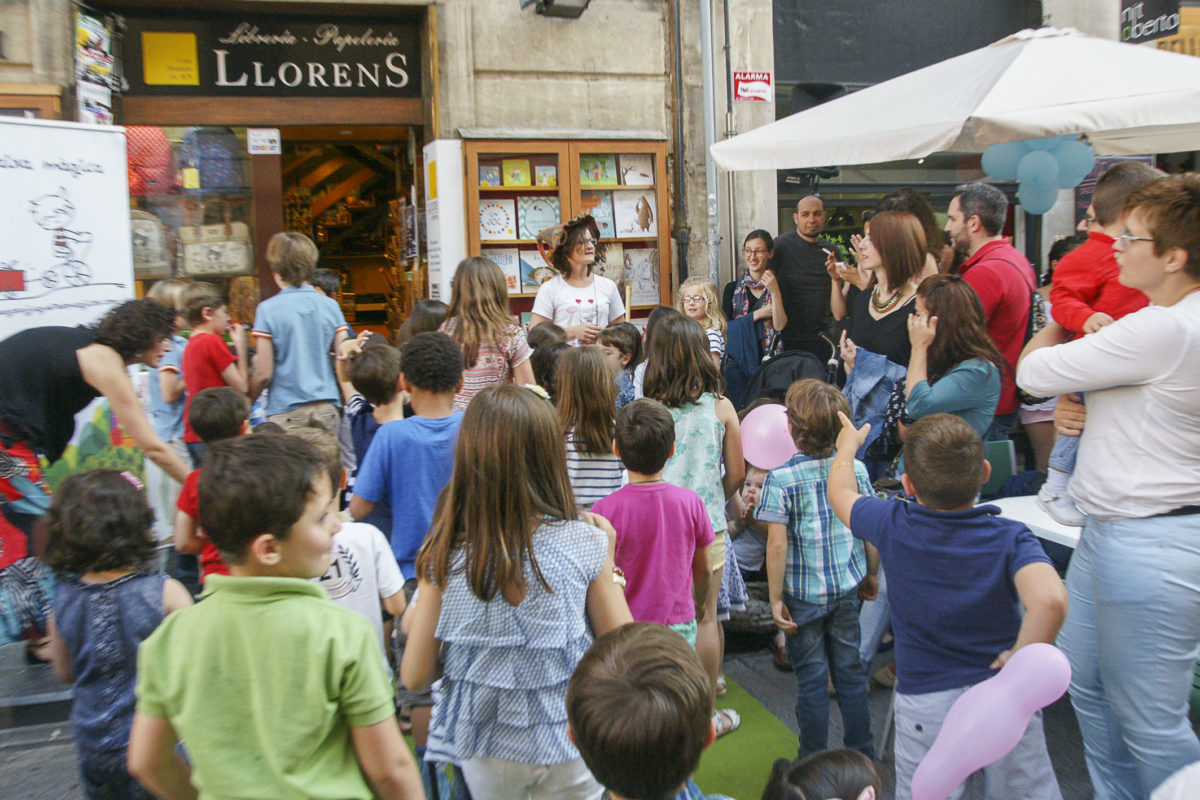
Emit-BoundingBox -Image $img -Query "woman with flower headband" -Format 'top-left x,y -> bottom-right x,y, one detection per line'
530,215 -> 626,346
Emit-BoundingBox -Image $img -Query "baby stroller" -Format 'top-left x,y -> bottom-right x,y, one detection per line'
737,333 -> 837,411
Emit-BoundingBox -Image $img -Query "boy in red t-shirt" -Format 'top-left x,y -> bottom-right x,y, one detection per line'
180,281 -> 248,466
1036,161 -> 1161,525
174,387 -> 251,586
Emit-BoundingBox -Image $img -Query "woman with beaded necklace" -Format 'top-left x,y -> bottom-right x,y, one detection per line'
840,211 -> 925,373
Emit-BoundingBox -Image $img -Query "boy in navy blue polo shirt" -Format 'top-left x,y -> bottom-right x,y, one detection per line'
828,412 -> 1068,800
249,232 -> 349,435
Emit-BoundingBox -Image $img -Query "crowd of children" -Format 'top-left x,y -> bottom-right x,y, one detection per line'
30,172 -> 1198,800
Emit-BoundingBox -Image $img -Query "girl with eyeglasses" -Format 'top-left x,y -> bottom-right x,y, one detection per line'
676,276 -> 728,369
529,215 -> 626,346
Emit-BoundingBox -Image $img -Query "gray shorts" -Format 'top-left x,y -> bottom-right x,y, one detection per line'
893,685 -> 1062,800
267,401 -> 341,436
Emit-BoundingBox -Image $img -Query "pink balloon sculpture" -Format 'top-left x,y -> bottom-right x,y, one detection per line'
740,403 -> 797,470
910,643 -> 1072,800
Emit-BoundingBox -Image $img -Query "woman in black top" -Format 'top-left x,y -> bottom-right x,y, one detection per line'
0,301 -> 190,655
722,229 -> 788,357
841,211 -> 926,370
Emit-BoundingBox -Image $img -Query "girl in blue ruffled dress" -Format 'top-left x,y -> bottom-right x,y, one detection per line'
401,384 -> 632,800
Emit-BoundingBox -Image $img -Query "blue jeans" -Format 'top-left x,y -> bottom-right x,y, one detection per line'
1048,393 -> 1084,474
1057,514 -> 1200,799
1047,430 -> 1080,474
858,569 -> 890,672
783,591 -> 874,759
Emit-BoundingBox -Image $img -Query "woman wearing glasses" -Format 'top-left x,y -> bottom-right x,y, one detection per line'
530,215 -> 626,346
1018,174 -> 1200,799
721,229 -> 788,359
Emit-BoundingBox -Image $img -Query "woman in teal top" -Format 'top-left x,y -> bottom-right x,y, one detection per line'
904,275 -> 1004,437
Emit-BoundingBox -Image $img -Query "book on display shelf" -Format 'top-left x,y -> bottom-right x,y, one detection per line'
580,191 -> 615,239
595,242 -> 625,296
479,164 -> 502,187
517,196 -> 561,240
535,164 -> 558,186
479,198 -> 517,240
482,247 -> 521,293
579,154 -> 618,186
623,247 -> 660,306
618,154 -> 654,186
502,159 -> 532,187
613,190 -> 657,239
520,250 -> 555,291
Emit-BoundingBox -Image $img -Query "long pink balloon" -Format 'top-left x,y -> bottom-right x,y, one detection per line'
910,643 -> 1071,800
740,403 -> 797,470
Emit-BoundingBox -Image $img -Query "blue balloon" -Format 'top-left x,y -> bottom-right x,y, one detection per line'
1018,151 -> 1060,194
981,141 -> 1028,180
1025,134 -> 1072,151
1018,182 -> 1059,215
1051,140 -> 1096,189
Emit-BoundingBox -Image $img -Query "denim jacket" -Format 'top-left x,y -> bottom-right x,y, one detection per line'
843,347 -> 906,461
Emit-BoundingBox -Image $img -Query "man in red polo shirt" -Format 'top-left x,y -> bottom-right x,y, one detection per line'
945,182 -> 1035,440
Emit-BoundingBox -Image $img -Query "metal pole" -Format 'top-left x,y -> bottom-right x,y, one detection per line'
722,0 -> 738,285
700,0 -> 721,285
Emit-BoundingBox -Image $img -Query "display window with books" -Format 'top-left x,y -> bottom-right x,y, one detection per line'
465,140 -> 670,309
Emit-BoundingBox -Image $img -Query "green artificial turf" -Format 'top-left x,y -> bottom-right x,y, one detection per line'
694,676 -> 799,799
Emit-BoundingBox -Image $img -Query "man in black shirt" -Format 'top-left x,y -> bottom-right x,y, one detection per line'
771,194 -> 835,356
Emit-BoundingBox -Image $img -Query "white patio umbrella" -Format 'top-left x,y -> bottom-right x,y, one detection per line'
710,27 -> 1200,171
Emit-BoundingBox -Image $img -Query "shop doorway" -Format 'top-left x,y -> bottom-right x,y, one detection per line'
281,125 -> 422,339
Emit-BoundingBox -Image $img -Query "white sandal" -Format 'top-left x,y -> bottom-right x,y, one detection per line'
713,708 -> 741,738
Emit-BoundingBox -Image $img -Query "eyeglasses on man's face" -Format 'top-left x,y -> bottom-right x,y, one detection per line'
1117,229 -> 1154,248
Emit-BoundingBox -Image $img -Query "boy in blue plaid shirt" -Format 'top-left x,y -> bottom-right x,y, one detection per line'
756,379 -> 877,759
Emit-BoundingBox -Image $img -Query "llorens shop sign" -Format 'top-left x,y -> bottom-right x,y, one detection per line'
121,13 -> 421,98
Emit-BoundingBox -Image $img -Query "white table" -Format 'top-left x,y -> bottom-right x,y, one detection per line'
987,495 -> 1082,550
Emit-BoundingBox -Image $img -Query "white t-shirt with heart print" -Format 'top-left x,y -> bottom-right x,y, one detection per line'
532,274 -> 626,345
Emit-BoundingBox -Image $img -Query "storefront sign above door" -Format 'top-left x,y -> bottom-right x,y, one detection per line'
121,13 -> 421,98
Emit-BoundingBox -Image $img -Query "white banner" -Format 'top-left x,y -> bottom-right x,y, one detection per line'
0,118 -> 134,340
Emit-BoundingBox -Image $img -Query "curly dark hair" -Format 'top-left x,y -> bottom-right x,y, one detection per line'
43,470 -> 157,575
551,215 -> 604,279
91,299 -> 175,364
400,331 -> 464,394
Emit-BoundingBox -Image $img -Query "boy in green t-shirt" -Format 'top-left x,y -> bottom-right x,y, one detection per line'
128,435 -> 422,800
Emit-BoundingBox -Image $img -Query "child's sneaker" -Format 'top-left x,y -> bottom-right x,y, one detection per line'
1037,485 -> 1087,527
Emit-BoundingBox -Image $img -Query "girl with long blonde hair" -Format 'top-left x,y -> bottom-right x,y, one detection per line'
676,276 -> 728,369
440,257 -> 534,411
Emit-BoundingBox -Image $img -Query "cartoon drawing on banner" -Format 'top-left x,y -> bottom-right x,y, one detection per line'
28,187 -> 94,291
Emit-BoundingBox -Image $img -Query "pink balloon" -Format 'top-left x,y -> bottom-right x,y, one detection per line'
740,403 -> 797,470
910,643 -> 1072,800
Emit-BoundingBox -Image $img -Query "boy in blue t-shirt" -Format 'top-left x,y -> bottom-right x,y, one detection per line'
828,411 -> 1068,800
349,331 -> 464,581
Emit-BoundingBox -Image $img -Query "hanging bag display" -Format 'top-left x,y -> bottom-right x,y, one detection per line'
126,126 -> 177,196
130,209 -> 171,278
179,221 -> 252,277
180,126 -> 246,195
